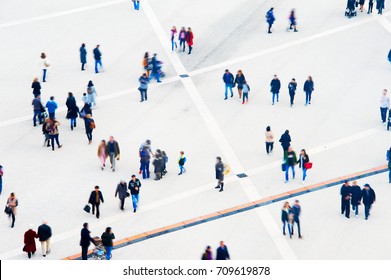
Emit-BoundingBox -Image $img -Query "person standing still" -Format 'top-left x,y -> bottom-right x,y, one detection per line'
6,192 -> 18,228
288,9 -> 298,32
37,220 -> 52,257
80,223 -> 96,260
140,146 -> 151,179
32,95 -> 44,127
350,181 -> 362,218
101,227 -> 115,260
376,0 -> 385,14
138,73 -> 149,102
93,45 -> 103,74
361,184 -> 376,220
185,28 -> 194,55
340,180 -> 351,219
45,96 -> 58,120
0,164 -> 3,195
80,43 -> 87,71
303,76 -> 314,105
379,89 -> 390,124
115,181 -> 128,210
170,26 -> 178,51
215,156 -> 225,192
279,130 -> 291,159
201,246 -> 213,260
32,77 -> 41,97
270,75 -> 281,105
265,126 -> 274,155
66,92 -> 79,130
129,175 -> 142,213
87,81 -> 97,108
291,200 -> 302,238
222,69 -> 234,100
288,78 -> 297,107
266,7 -> 275,34
179,27 -> 186,52
106,136 -> 120,171
216,241 -> 230,260
88,186 -> 104,219
41,53 -> 50,82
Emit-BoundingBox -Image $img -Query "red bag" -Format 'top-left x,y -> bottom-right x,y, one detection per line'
304,162 -> 313,169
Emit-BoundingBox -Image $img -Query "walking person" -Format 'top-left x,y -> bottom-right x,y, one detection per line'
215,156 -> 225,192
216,241 -> 230,260
32,77 -> 41,97
37,220 -> 52,257
129,175 -> 141,213
388,156 -> 391,183
376,0 -> 385,14
361,184 -> 376,220
132,0 -> 140,10
42,118 -> 51,147
23,225 -> 38,259
379,89 -> 390,124
185,27 -> 194,55
87,81 -> 97,108
178,151 -> 187,175
40,53 -> 50,82
265,126 -> 274,155
222,69 -> 234,100
297,149 -> 309,184
359,0 -> 366,11
97,140 -> 108,170
350,181 -> 362,218
291,200 -> 302,239
234,70 -> 246,99
142,52 -> 151,77
106,136 -> 120,172
287,9 -> 298,32
284,147 -> 297,183
162,151 -> 168,176
45,96 -> 58,120
80,101 -> 92,118
84,114 -> 95,145
80,222 -> 96,260
80,43 -> 87,71
242,81 -> 250,104
201,246 -> 213,260
388,48 -> 391,64
138,73 -> 149,102
368,0 -> 374,13
66,92 -> 79,130
88,186 -> 104,219
93,45 -> 103,74
266,7 -> 275,34
170,26 -> 178,51
6,192 -> 18,228
140,146 -> 151,179
281,202 -> 292,238
288,78 -> 297,107
150,53 -> 162,83
340,180 -> 351,219
152,149 -> 164,181
115,181 -> 128,210
303,76 -> 314,105
179,27 -> 186,52
101,227 -> 115,260
0,164 -> 3,195
32,95 -> 44,127
270,75 -> 281,105
47,119 -> 62,151
279,130 -> 291,159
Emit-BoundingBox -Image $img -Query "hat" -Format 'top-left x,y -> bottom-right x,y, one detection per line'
364,184 -> 370,188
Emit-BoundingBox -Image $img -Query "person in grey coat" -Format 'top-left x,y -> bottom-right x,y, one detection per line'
32,95 -> 44,127
138,73 -> 149,102
115,181 -> 128,210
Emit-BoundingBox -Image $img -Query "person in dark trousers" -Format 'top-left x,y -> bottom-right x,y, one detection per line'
0,164 -> 3,195
379,89 -> 389,124
47,119 -> 62,151
388,159 -> 391,183
129,175 -> 142,213
266,7 -> 275,34
388,48 -> 391,64
32,95 -> 44,127
234,70 -> 246,99
178,27 -> 186,52
115,181 -> 128,210
32,77 -> 41,97
150,53 -> 162,83
152,149 -> 164,180
279,130 -> 291,159
222,69 -> 235,100
361,184 -> 376,220
101,227 -> 115,260
93,45 -> 102,73
350,181 -> 362,218
140,146 -> 151,179
80,43 -> 87,71
201,246 -> 213,260
132,0 -> 140,10
88,186 -> 104,219
41,53 -> 50,82
270,75 -> 281,105
66,92 -> 79,130
288,9 -> 298,32
281,202 -> 292,238
291,200 -> 302,238
106,136 -> 120,171
215,156 -> 225,192
162,151 -> 168,176
37,220 -> 52,257
80,223 -> 96,260
303,76 -> 314,105
178,151 -> 187,175
216,241 -> 230,260
42,118 -> 51,147
6,192 -> 18,228
265,126 -> 274,155
138,73 -> 149,102
376,0 -> 385,14
368,0 -> 374,13
23,225 -> 38,259
84,114 -> 95,145
340,180 -> 351,218
297,149 -> 309,184
284,147 -> 297,183
288,78 -> 297,107
185,27 -> 194,55
46,96 -> 58,120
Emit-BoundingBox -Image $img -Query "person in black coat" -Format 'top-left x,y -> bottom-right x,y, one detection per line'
216,241 -> 230,260
88,186 -> 104,219
129,175 -> 142,212
368,0 -> 374,13
80,43 -> 87,71
93,45 -> 102,73
37,221 -> 52,257
80,223 -> 96,260
303,76 -> 314,105
288,78 -> 297,107
291,200 -> 302,238
340,180 -> 351,218
350,181 -> 362,218
215,156 -> 225,192
361,184 -> 376,220
66,92 -> 79,130
80,102 -> 92,118
115,181 -> 128,210
101,227 -> 115,260
279,130 -> 291,159
270,75 -> 281,105
32,77 -> 41,98
152,149 -> 164,180
234,70 -> 246,99
84,114 -> 95,144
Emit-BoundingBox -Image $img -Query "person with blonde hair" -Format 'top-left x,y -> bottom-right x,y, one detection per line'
281,202 -> 292,237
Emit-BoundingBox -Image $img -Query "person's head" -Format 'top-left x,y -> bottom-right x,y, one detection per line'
344,180 -> 349,186
146,139 -> 151,145
237,70 -> 242,75
216,156 -> 222,162
206,245 -> 211,252
180,151 -> 184,155
300,149 -> 306,156
83,92 -> 87,97
273,74 -> 278,79
96,44 -> 100,48
188,27 -> 192,32
33,77 -> 39,82
285,129 -> 289,134
68,92 -> 73,97
288,146 -> 293,152
105,227 -> 112,233
156,149 -> 161,154
270,7 -> 274,11
83,222 -> 88,229
383,89 -> 387,95
94,185 -> 99,192
10,192 -> 15,198
153,53 -> 157,57
181,27 -> 185,31
36,95 -> 41,99
294,199 -> 300,205
109,136 -> 114,142
162,151 -> 166,156
364,183 -> 370,189
131,175 -> 136,181
220,241 -> 225,247
291,78 -> 296,82
120,180 -> 126,185
144,52 -> 149,58
266,126 -> 271,132
283,201 -> 290,209
81,43 -> 85,48
42,220 -> 48,225
100,140 -> 106,146
172,26 -> 176,30
225,69 -> 229,73
88,80 -> 94,87
308,76 -> 312,81
41,53 -> 46,59
50,96 -> 54,100
142,73 -> 147,77
352,180 -> 357,186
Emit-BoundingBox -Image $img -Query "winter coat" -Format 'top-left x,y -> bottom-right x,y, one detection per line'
101,232 -> 115,247
376,0 -> 385,10
234,74 -> 246,89
106,141 -> 120,157
140,149 -> 151,163
285,151 -> 297,166
362,188 -> 376,205
215,162 -> 224,180
266,9 -> 275,24
288,82 -> 297,94
23,230 -> 38,253
37,224 -> 52,242
32,81 -> 41,96
80,46 -> 87,64
279,132 -> 291,150
216,246 -> 230,260
242,84 -> 250,93
152,154 -> 164,173
297,154 -> 309,169
291,205 -> 301,221
270,79 -> 281,93
139,76 -> 149,90
115,183 -> 128,200
93,47 -> 102,60
6,197 -> 18,214
178,155 -> 186,166
201,251 -> 213,260
222,73 -> 234,85
185,31 -> 194,46
303,80 -> 314,93
89,190 -> 104,205
66,96 -> 79,119
129,179 -> 142,195
80,228 -> 94,247
350,185 -> 362,206
32,98 -> 43,111
46,100 -> 58,113
281,208 -> 291,222
340,185 -> 351,201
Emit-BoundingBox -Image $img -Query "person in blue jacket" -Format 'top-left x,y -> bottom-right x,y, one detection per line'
388,49 -> 391,64
222,69 -> 234,100
45,96 -> 58,120
266,7 -> 275,34
80,43 -> 87,71
138,73 -> 149,102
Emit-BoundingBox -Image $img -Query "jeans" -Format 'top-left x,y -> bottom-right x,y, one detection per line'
368,2 -> 373,13
105,246 -> 113,260
179,165 -> 186,174
139,89 -> 148,101
9,212 -> 15,227
341,198 -> 350,218
171,39 -> 177,51
302,168 -> 307,181
81,63 -> 86,71
41,239 -> 51,255
266,142 -> 274,154
389,169 -> 391,183
50,134 -> 60,150
179,39 -> 186,51
140,161 -> 150,179
95,60 -> 102,73
268,23 -> 273,33
150,72 -> 161,82
364,204 -> 371,219
292,219 -> 301,237
224,84 -> 233,98
380,107 -> 388,122
289,91 -> 295,105
242,92 -> 248,103
42,69 -> 47,82
33,110 -> 41,126
49,112 -> 55,120
86,130 -> 93,141
70,118 -> 76,128
285,165 -> 295,181
282,220 -> 292,236
352,204 -> 359,216
133,0 -> 140,10
132,194 -> 139,210
81,246 -> 89,260
92,203 -> 100,218
109,152 -> 116,170
271,92 -> 279,104
305,91 -> 312,104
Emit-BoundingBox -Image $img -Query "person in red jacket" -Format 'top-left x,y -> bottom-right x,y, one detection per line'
185,27 -> 194,55
23,225 -> 38,259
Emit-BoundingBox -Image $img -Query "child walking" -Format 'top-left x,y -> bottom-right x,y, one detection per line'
178,151 -> 187,175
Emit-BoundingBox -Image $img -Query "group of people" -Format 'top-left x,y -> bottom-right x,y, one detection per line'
170,26 -> 194,54
201,241 -> 230,260
281,200 -> 303,239
22,221 -> 52,259
346,0 -> 385,15
80,223 -> 115,260
266,8 -> 298,34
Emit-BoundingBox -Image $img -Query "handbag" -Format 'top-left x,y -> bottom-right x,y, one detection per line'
304,162 -> 313,169
4,206 -> 12,215
83,204 -> 91,213
281,162 -> 287,172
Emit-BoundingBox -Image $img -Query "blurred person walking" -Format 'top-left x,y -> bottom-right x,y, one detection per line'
297,149 -> 310,183
178,151 -> 187,175
0,164 -> 3,195
350,181 -> 362,218
37,220 -> 52,257
201,246 -> 213,260
40,53 -> 50,82
93,45 -> 103,73
270,75 -> 281,105
23,225 -> 38,259
152,149 -> 164,180
215,156 -> 225,192
138,73 -> 149,102
32,95 -> 44,127
266,7 -> 275,34
106,136 -> 120,171
87,81 -> 97,108
42,118 -> 51,147
287,9 -> 298,32
376,0 -> 385,14
84,114 -> 95,145
88,186 -> 104,219
6,192 -> 18,228
47,119 -> 62,151
284,147 -> 297,183
368,0 -> 374,13
115,181 -> 128,210
279,130 -> 291,159
170,26 -> 178,51
32,77 -> 41,97
132,0 -> 140,10
142,52 -> 151,77
216,241 -> 230,260
303,76 -> 314,105
234,70 -> 246,99
242,81 -> 250,104
288,78 -> 297,107
265,126 -> 274,155
281,202 -> 292,238
179,27 -> 186,52
129,175 -> 141,213
185,27 -> 194,55
97,140 -> 108,170
66,92 -> 79,130
291,200 -> 302,238
140,146 -> 151,179
340,180 -> 351,218
45,96 -> 58,120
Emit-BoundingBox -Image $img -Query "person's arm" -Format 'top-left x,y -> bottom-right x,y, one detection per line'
100,192 -> 104,203
115,186 -> 118,197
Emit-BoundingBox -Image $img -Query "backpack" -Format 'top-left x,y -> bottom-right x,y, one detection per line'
179,158 -> 185,166
89,121 -> 96,129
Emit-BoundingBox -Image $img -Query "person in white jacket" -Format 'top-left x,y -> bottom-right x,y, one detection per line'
41,53 -> 50,82
379,89 -> 390,124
